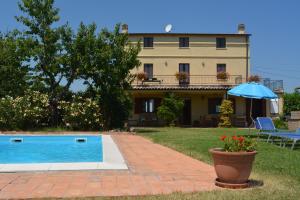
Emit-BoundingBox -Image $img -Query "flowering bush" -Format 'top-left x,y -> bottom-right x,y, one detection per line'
220,135 -> 257,152
0,91 -> 50,130
218,100 -> 234,128
59,96 -> 102,130
0,96 -> 17,130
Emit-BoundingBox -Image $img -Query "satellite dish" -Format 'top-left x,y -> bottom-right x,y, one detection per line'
165,24 -> 172,33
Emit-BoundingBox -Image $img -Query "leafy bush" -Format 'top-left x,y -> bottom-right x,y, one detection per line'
218,99 -> 234,128
283,93 -> 300,116
273,118 -> 288,129
59,96 -> 102,130
0,96 -> 17,130
0,91 -> 50,130
157,93 -> 184,126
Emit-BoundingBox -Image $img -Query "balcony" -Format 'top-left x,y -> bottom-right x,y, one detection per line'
132,75 -> 245,90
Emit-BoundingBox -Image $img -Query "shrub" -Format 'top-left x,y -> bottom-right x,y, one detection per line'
248,75 -> 261,82
0,96 -> 17,130
283,93 -> 300,116
157,93 -> 184,126
0,91 -> 50,130
218,99 -> 234,128
273,118 -> 288,129
217,72 -> 230,80
59,96 -> 102,130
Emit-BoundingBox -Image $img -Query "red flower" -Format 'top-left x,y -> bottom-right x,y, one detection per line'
232,135 -> 238,140
238,136 -> 245,143
220,135 -> 227,141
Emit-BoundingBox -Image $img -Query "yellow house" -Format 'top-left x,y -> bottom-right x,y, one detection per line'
124,24 -> 283,127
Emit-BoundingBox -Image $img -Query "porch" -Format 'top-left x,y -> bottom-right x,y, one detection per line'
128,90 -> 262,127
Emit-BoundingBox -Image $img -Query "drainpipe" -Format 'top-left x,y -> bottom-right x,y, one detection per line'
246,35 -> 249,81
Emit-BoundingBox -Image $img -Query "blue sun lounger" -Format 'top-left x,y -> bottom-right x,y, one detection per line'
255,117 -> 300,150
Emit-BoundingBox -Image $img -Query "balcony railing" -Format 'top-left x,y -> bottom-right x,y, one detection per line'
132,75 -> 245,87
261,78 -> 284,92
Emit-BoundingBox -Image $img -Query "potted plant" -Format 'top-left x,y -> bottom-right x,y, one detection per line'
175,72 -> 189,84
248,75 -> 261,82
209,135 -> 257,189
136,72 -> 147,81
217,72 -> 230,81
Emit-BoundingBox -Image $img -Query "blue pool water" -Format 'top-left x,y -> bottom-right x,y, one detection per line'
0,135 -> 103,164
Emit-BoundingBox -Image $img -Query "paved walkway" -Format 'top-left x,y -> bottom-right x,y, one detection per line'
0,134 -> 217,199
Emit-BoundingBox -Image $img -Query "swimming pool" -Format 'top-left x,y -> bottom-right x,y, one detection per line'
0,135 -> 103,163
0,135 -> 127,172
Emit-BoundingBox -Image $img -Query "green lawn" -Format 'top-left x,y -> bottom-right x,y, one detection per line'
130,128 -> 300,200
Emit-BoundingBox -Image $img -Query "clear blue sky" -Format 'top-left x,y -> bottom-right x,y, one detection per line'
1,0 -> 299,92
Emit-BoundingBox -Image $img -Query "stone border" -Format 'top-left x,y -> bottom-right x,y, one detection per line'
0,135 -> 128,172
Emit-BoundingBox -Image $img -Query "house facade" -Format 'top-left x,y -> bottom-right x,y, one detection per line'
125,24 -> 283,127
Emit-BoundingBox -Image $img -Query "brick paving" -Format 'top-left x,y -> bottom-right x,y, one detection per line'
0,134 -> 217,199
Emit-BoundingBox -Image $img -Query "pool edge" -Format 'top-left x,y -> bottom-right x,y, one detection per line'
0,135 -> 128,172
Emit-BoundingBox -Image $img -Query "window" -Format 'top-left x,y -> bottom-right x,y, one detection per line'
217,64 -> 226,73
143,37 -> 153,47
208,98 -> 223,114
144,64 -> 153,79
179,37 -> 189,48
143,99 -> 154,113
134,98 -> 162,114
216,37 -> 226,48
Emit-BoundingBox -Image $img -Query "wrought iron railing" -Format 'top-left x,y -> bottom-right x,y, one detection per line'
132,75 -> 245,86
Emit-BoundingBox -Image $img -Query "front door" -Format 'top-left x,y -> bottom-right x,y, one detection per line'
180,99 -> 191,126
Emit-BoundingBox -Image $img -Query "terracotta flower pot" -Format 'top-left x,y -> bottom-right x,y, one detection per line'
209,148 -> 257,188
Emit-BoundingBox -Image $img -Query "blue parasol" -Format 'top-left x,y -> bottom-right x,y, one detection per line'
228,82 -> 278,127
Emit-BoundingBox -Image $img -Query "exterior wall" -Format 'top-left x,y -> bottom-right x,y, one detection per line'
129,35 -> 250,80
128,33 -> 250,126
130,90 -> 246,126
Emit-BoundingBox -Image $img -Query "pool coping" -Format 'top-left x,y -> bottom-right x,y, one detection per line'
0,134 -> 128,172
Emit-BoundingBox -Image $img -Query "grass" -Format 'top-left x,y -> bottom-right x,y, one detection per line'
132,127 -> 300,200
42,127 -> 300,199
57,128 -> 300,200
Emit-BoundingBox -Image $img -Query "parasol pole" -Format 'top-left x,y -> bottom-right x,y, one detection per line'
248,98 -> 254,134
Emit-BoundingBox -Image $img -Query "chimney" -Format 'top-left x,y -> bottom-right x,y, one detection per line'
121,24 -> 128,33
238,24 -> 245,34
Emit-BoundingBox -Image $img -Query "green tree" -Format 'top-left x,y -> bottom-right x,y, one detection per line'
16,0 -> 84,125
218,99 -> 234,128
79,24 -> 141,130
283,93 -> 300,116
157,93 -> 184,126
0,31 -> 32,97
